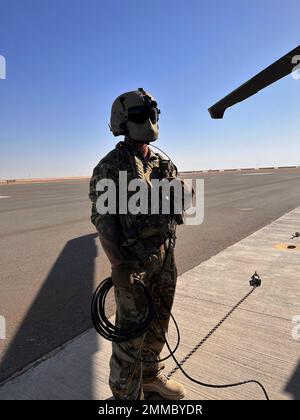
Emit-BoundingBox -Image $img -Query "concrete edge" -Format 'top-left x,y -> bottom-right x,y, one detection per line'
0,329 -> 91,389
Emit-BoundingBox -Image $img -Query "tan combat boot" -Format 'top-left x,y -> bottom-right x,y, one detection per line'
143,374 -> 186,400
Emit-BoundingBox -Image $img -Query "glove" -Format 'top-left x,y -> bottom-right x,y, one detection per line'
111,263 -> 136,288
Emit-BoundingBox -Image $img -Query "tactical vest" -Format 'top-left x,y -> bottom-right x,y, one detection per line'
114,141 -> 183,261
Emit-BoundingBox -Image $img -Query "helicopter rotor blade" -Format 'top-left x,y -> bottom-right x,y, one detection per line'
208,45 -> 300,119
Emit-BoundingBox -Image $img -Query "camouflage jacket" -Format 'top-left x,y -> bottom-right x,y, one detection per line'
89,140 -> 182,262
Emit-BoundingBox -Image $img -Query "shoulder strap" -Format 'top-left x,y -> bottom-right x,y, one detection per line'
115,141 -> 139,178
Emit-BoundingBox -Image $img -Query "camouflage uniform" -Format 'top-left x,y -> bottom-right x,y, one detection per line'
89,140 -> 181,400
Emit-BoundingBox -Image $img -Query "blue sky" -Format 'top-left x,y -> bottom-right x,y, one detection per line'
0,0 -> 299,179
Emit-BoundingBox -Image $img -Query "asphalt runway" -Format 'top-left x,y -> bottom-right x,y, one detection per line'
1,168 -> 300,382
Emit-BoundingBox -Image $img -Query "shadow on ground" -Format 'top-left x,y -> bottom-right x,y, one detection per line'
0,233 -> 100,399
285,359 -> 300,400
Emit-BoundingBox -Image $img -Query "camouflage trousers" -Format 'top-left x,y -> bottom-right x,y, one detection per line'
109,243 -> 177,400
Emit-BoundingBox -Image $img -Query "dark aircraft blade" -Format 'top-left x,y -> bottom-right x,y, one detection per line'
208,45 -> 300,119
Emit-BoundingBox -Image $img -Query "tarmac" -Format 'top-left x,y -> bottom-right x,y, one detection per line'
0,206 -> 299,400
2,169 -> 300,383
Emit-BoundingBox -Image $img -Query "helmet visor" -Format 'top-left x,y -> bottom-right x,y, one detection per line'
128,105 -> 160,124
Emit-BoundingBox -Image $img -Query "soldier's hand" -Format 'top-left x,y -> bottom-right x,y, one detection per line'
111,263 -> 136,288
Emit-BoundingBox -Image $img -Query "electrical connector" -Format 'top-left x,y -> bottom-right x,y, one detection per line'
250,271 -> 261,287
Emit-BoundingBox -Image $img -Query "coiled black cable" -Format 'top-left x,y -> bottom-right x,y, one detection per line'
91,276 -> 181,363
91,277 -> 153,342
91,276 -> 270,400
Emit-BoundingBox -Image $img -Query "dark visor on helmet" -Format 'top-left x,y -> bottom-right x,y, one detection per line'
127,105 -> 160,124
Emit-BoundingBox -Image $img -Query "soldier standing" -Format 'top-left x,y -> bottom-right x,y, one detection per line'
89,88 -> 187,400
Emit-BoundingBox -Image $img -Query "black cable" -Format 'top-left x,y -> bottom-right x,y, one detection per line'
91,276 -> 181,363
91,234 -> 269,400
161,323 -> 269,400
91,277 -> 154,342
155,294 -> 270,400
166,287 -> 256,378
91,276 -> 269,400
150,144 -> 175,167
